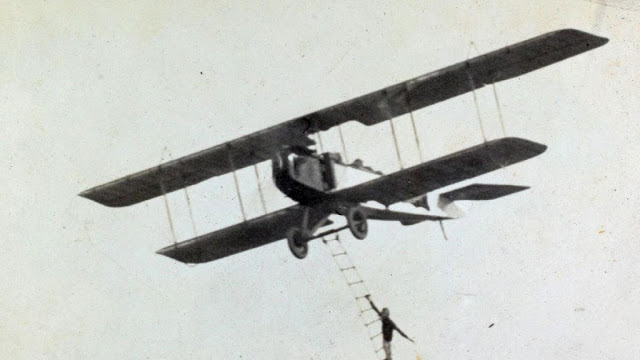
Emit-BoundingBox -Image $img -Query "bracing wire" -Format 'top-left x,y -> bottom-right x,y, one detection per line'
183,185 -> 198,237
160,180 -> 178,244
389,118 -> 404,169
337,125 -> 350,163
316,131 -> 325,153
492,83 -> 507,137
409,111 -> 424,163
227,148 -> 247,221
253,164 -> 268,214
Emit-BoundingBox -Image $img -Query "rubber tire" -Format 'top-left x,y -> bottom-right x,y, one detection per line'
347,207 -> 368,240
286,227 -> 309,259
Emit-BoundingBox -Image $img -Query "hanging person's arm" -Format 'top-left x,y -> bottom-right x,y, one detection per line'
393,322 -> 415,343
364,295 -> 382,317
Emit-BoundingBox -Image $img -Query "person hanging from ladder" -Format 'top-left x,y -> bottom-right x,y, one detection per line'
365,295 -> 414,360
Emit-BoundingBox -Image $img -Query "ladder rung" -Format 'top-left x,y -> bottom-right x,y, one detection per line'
339,266 -> 356,271
365,318 -> 380,326
360,308 -> 375,314
370,332 -> 382,340
332,252 -> 347,257
347,280 -> 364,286
355,294 -> 370,300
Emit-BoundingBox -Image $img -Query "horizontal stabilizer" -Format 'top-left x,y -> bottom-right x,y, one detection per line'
440,184 -> 529,202
361,206 -> 450,226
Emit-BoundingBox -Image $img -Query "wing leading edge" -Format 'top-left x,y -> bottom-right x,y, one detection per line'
333,137 -> 546,206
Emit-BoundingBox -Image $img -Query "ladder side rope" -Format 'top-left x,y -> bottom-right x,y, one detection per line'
160,180 -> 178,245
323,234 -> 386,359
253,164 -> 268,214
389,118 -> 404,169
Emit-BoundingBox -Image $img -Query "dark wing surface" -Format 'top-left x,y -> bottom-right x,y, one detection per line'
81,29 -> 605,207
440,184 -> 529,201
79,124 -> 314,207
156,205 -> 328,264
301,29 -> 607,128
333,138 -> 546,206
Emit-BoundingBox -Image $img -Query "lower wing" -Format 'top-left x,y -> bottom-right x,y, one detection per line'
332,137 -> 546,206
157,205 -> 328,263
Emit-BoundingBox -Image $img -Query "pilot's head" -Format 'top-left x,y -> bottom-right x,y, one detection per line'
382,308 -> 390,318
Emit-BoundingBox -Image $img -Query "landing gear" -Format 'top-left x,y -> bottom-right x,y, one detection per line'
286,227 -> 309,259
346,207 -> 368,240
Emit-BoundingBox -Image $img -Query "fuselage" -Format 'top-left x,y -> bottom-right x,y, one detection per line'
272,151 -> 338,205
272,150 -> 382,205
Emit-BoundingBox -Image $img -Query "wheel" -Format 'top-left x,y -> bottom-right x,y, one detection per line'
286,227 -> 309,259
346,207 -> 368,240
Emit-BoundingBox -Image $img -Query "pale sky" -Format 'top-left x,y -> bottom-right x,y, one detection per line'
2,1 -> 639,359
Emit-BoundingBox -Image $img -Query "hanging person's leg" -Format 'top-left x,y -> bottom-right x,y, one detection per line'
383,339 -> 392,360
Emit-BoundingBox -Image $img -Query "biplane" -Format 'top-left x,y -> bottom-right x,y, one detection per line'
80,29 -> 607,264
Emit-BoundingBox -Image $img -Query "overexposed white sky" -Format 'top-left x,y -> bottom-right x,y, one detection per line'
2,1 -> 639,359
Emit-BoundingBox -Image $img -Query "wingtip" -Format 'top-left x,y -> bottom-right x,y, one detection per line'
498,137 -> 547,156
560,28 -> 609,48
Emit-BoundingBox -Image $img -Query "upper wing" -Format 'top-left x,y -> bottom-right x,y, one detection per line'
332,138 -> 546,206
156,205 -> 329,264
81,29 -> 606,207
79,124 -> 314,207
302,29 -> 607,127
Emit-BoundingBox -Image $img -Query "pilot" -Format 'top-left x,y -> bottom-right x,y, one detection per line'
365,295 -> 414,360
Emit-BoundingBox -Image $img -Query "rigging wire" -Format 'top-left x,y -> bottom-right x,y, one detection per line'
492,83 -> 507,137
160,180 -> 178,244
389,118 -> 404,169
253,164 -> 268,214
183,185 -> 198,237
466,41 -> 488,144
315,131 -> 325,153
227,148 -> 247,221
467,72 -> 488,143
337,125 -> 350,163
409,111 -> 424,163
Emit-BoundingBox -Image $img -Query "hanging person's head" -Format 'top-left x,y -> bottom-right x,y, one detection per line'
382,308 -> 390,318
